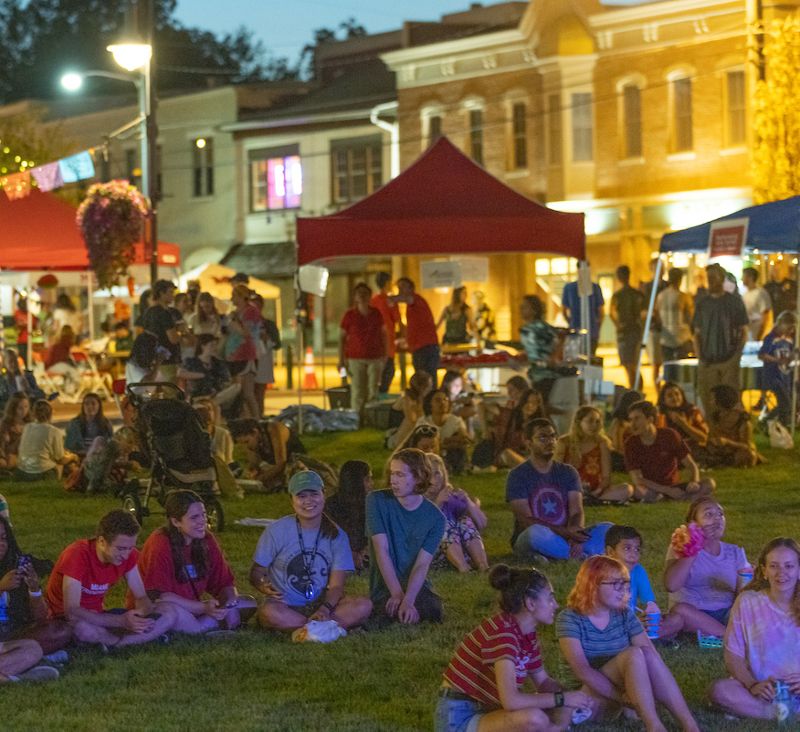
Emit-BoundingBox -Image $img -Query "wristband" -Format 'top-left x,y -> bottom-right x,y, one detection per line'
554,691 -> 565,708
28,590 -> 42,597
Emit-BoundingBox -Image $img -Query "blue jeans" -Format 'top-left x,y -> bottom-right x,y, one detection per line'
514,522 -> 613,560
434,694 -> 485,732
412,344 -> 441,387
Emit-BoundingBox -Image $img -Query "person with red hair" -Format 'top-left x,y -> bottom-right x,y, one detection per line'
557,556 -> 698,732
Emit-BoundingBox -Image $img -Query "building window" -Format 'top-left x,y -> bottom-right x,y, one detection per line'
511,102 -> 528,169
192,137 -> 214,197
622,85 -> 642,158
672,77 -> 693,152
331,136 -> 382,205
469,109 -> 483,165
726,70 -> 746,146
249,145 -> 302,211
428,115 -> 442,146
548,94 -> 562,165
571,92 -> 593,162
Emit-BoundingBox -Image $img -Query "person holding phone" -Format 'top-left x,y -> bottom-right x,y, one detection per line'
134,491 -> 256,634
45,510 -> 176,649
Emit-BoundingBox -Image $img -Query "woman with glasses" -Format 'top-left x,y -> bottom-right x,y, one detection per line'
250,470 -> 372,632
435,564 -> 593,731
557,556 -> 699,732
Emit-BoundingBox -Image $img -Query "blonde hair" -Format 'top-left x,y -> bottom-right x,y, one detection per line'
567,556 -> 629,614
748,537 -> 800,626
563,405 -> 611,468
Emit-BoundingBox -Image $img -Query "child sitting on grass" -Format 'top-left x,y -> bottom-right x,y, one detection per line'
706,384 -> 761,468
605,524 -> 682,640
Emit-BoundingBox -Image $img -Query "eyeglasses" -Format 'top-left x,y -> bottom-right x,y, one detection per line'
600,580 -> 631,591
415,425 -> 439,437
533,434 -> 557,443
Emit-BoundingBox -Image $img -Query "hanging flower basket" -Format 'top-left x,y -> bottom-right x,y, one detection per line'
76,180 -> 149,289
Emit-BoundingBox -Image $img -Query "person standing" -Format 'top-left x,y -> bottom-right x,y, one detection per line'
436,286 -> 475,346
562,276 -> 604,356
393,277 -> 440,387
338,283 -> 386,423
370,272 -> 403,395
12,297 -> 37,366
692,263 -> 749,416
655,268 -> 694,362
140,279 -> 181,383
610,265 -> 646,388
518,295 -> 561,404
473,290 -> 496,346
741,267 -> 772,341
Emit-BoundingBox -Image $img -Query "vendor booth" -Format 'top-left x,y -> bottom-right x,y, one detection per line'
637,195 -> 800,431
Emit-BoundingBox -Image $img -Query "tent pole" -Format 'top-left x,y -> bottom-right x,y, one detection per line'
792,260 -> 800,437
87,274 -> 95,344
635,256 -> 663,392
577,260 -> 590,361
26,305 -> 33,371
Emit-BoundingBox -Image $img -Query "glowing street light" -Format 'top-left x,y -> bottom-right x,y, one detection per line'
107,42 -> 152,73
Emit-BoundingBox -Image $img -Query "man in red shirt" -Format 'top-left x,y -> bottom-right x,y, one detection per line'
46,510 -> 176,648
370,272 -> 404,394
338,282 -> 387,423
393,277 -> 440,387
624,400 -> 715,501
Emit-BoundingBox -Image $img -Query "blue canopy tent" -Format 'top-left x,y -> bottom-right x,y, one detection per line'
636,195 -> 800,431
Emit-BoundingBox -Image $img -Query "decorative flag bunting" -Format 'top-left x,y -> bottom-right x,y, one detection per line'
0,171 -> 31,200
58,150 -> 95,183
30,161 -> 63,191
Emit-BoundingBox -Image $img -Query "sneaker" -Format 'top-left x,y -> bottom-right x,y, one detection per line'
42,650 -> 69,665
14,665 -> 60,682
530,552 -> 550,566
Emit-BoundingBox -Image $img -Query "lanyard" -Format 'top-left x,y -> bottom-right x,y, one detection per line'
295,517 -> 322,601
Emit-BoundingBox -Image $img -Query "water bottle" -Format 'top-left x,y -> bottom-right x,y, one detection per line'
0,590 -> 9,627
774,680 -> 795,724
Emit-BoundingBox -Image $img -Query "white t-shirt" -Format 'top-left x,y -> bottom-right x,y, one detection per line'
18,422 -> 64,474
742,287 -> 771,338
666,541 -> 748,611
125,361 -> 150,385
725,590 -> 800,681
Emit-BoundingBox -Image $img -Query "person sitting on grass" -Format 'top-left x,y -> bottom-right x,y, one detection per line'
664,497 -> 751,641
710,537 -> 800,721
0,639 -> 59,684
417,389 -> 471,475
0,515 -> 72,657
367,448 -> 445,624
396,423 -> 440,454
325,460 -> 372,572
64,393 -> 114,458
605,524 -> 682,640
250,470 -> 372,632
557,556 -> 700,732
705,384 -> 761,468
178,333 -> 240,409
135,491 -> 256,635
493,387 -> 547,469
425,453 -> 489,573
624,400 -> 715,502
385,371 -> 433,450
15,399 -> 69,482
656,382 -> 709,462
0,393 -> 31,471
434,564 -> 594,732
607,389 -> 642,471
555,406 -> 633,505
506,418 -> 612,563
45,509 -> 176,649
229,418 -> 291,493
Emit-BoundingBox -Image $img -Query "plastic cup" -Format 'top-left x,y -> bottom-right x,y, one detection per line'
645,611 -> 661,639
737,567 -> 754,590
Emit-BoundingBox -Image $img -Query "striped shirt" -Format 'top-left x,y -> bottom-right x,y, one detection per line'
443,612 -> 543,707
556,607 -> 643,669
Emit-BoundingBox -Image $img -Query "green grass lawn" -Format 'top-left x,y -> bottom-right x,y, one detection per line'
1,429 -> 797,731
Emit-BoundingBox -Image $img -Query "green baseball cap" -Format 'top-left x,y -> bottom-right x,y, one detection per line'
288,470 -> 324,496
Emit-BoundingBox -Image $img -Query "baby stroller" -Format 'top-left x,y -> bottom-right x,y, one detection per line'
119,382 -> 224,532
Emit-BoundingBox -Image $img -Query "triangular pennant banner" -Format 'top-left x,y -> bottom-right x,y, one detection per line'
59,150 -> 95,183
31,161 -> 64,191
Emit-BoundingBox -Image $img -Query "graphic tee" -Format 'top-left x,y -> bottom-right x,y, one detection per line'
505,460 -> 580,544
46,538 -> 138,617
252,515 -> 354,607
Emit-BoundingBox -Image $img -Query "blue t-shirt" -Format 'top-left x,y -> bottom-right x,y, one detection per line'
562,281 -> 604,339
556,606 -> 644,669
629,563 -> 656,611
252,514 -> 354,607
758,329 -> 794,390
505,460 -> 580,544
365,489 -> 445,602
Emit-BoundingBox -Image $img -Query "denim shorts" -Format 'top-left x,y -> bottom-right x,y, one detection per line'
704,607 -> 731,625
434,691 -> 486,732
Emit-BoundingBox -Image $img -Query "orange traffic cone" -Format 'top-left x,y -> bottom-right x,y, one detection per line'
302,346 -> 318,389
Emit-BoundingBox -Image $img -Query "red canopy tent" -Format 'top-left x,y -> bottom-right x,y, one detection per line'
0,188 -> 179,270
296,136 -> 585,265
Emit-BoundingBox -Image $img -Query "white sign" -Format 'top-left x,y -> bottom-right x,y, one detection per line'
457,256 -> 489,283
421,260 -> 462,290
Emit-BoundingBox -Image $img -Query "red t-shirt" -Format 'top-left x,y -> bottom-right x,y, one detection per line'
405,295 -> 438,352
370,293 -> 400,357
443,612 -> 543,707
46,538 -> 139,617
340,307 -> 385,360
623,427 -> 689,486
134,530 -> 235,603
